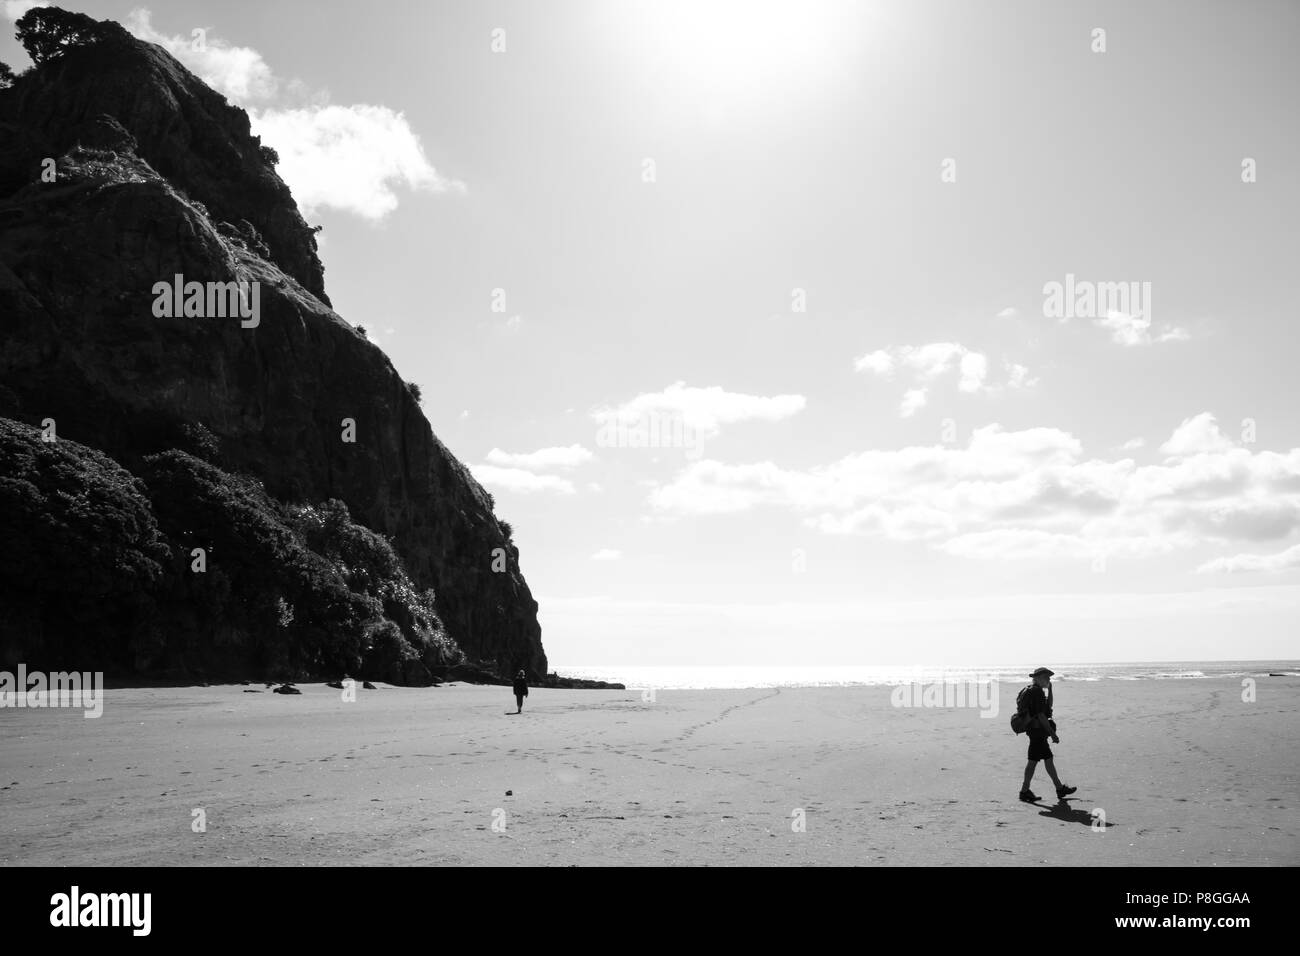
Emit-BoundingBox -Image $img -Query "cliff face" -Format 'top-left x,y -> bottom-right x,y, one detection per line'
0,23 -> 327,302
0,21 -> 546,678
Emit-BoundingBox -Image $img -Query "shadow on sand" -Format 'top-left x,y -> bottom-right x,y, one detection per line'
1037,798 -> 1113,828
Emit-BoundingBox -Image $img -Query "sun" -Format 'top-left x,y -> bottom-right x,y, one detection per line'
621,0 -> 875,120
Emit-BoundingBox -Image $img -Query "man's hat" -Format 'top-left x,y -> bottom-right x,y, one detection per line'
1031,667 -> 1054,678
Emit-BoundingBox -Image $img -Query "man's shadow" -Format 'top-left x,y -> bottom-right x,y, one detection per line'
1037,798 -> 1113,828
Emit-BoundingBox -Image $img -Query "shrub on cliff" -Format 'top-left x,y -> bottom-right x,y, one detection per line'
140,453 -> 456,678
362,618 -> 418,681
143,452 -> 386,676
0,431 -> 448,679
0,418 -> 168,668
173,421 -> 223,466
288,499 -> 457,666
140,450 -> 313,671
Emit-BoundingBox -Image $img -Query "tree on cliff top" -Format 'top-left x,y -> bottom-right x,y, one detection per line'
15,7 -> 124,66
0,61 -> 15,89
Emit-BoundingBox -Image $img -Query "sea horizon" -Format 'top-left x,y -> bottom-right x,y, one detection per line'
552,660 -> 1300,690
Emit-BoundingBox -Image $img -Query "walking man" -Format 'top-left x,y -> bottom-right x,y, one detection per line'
512,669 -> 528,714
1020,667 -> 1078,803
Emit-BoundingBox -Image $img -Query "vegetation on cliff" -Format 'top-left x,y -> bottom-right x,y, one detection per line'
0,418 -> 463,682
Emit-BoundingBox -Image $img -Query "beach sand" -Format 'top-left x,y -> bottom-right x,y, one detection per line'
1,677 -> 1295,866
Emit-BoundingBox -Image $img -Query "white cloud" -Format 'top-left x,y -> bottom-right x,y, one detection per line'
855,343 -> 1033,416
996,307 -> 1018,318
853,349 -> 894,375
1197,544 -> 1300,574
470,465 -> 575,496
486,445 -> 593,471
1097,310 -> 1149,346
902,342 -> 966,380
251,105 -> 463,220
591,549 -> 622,561
957,352 -> 988,393
646,416 -> 1300,562
592,382 -> 805,438
1159,413 -> 1235,458
1097,310 -> 1189,347
1005,362 -> 1037,389
899,388 -> 927,418
476,445 -> 595,496
1121,437 -> 1146,451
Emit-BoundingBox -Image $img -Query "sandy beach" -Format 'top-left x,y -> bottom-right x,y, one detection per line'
1,677 -> 1295,866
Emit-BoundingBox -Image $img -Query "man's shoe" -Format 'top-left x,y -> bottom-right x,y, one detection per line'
1056,785 -> 1077,798
1019,789 -> 1039,802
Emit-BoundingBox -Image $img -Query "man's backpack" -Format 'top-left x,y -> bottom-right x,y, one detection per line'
1009,685 -> 1034,734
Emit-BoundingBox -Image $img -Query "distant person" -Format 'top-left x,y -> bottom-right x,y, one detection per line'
512,670 -> 528,714
1019,667 -> 1077,803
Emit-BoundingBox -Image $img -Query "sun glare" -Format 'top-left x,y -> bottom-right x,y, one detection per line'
624,0 -> 872,118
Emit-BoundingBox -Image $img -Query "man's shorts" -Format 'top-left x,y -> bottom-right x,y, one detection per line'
1027,734 -> 1054,762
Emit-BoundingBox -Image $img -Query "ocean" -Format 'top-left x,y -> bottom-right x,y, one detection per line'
551,661 -> 1300,690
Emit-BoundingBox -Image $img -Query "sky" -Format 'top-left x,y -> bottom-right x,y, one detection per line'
4,0 -> 1298,666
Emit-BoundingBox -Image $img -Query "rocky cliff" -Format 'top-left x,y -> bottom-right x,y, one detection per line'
0,12 -> 547,680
